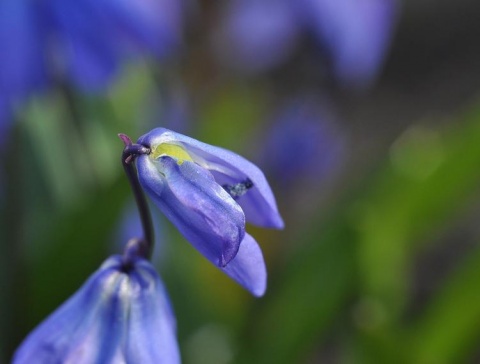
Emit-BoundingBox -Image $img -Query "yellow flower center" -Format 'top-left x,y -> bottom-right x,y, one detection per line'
150,143 -> 193,165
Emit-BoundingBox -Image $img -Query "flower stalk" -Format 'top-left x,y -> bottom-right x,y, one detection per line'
119,133 -> 154,260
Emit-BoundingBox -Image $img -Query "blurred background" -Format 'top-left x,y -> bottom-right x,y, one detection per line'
2,0 -> 480,363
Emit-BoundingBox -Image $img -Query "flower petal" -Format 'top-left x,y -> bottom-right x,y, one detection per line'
13,258 -> 127,363
125,260 -> 180,364
221,233 -> 267,297
13,256 -> 180,364
214,0 -> 300,73
99,0 -> 182,57
0,0 -> 46,100
47,0 -> 119,90
300,0 -> 397,86
137,154 -> 245,266
138,128 -> 284,229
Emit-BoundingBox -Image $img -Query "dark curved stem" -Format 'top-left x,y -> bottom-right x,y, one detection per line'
119,133 -> 154,260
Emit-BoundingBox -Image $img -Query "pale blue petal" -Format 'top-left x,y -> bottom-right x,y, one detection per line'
215,0 -> 299,72
100,0 -> 182,57
45,0 -> 182,90
47,0 -> 119,90
13,256 -> 179,364
260,96 -> 346,187
0,0 -> 46,101
221,233 -> 267,297
13,258 -> 126,363
138,128 -> 284,229
300,0 -> 397,86
137,154 -> 245,266
125,261 -> 180,364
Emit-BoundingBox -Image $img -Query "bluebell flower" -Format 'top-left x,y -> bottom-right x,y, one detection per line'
0,0 -> 47,140
260,96 -> 346,187
136,128 -> 283,296
13,252 -> 180,364
300,0 -> 398,86
43,0 -> 182,89
0,0 -> 182,131
214,0 -> 397,86
214,0 -> 300,73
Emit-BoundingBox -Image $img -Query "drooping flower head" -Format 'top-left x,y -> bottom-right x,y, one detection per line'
136,128 -> 284,297
13,241 -> 180,364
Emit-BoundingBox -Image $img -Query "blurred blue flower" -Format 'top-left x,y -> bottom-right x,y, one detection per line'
214,0 -> 300,73
159,85 -> 192,135
13,251 -> 180,364
300,0 -> 397,86
136,128 -> 283,296
0,0 -> 182,130
215,0 -> 397,86
260,97 -> 346,188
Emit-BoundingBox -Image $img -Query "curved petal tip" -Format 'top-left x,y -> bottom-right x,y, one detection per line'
222,233 -> 267,297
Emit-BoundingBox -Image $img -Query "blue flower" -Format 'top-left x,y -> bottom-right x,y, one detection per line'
0,0 -> 182,131
300,0 -> 398,86
214,0 -> 300,73
13,253 -> 180,364
260,96 -> 346,188
215,0 -> 397,86
136,128 -> 283,296
43,0 -> 182,89
0,0 -> 47,137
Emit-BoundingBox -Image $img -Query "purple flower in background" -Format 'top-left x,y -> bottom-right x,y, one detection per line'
260,97 -> 346,187
160,86 -> 192,135
213,0 -> 300,73
44,0 -> 182,89
136,128 -> 284,296
214,0 -> 397,86
0,0 -> 46,141
13,249 -> 180,364
0,0 -> 182,131
300,0 -> 397,86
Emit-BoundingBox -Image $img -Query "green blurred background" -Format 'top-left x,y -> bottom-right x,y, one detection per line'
3,1 -> 480,363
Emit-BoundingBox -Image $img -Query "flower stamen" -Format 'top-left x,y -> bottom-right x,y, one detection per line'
222,178 -> 254,200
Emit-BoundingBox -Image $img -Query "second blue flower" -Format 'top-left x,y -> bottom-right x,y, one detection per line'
136,128 -> 283,296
